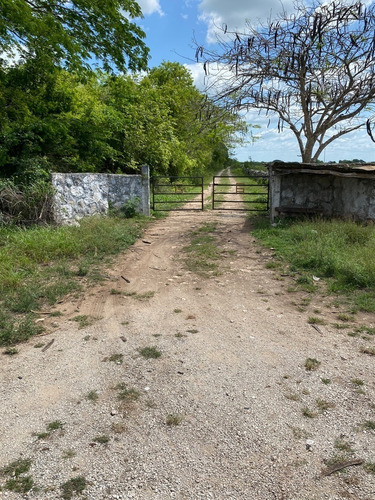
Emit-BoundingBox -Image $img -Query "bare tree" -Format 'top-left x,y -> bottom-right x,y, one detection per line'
196,1 -> 375,163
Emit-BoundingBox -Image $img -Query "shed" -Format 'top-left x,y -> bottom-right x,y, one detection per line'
268,161 -> 375,223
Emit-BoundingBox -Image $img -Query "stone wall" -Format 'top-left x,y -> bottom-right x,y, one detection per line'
52,166 -> 150,224
269,162 -> 375,223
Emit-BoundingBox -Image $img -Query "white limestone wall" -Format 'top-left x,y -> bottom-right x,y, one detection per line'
52,167 -> 150,225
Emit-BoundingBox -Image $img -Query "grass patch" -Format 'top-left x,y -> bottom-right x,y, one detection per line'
86,390 -> 99,403
123,290 -> 155,300
93,435 -> 109,444
115,383 -> 141,402
302,407 -> 317,418
166,414 -> 183,426
70,315 -> 98,329
0,216 -> 147,346
334,439 -> 354,454
316,398 -> 335,413
138,346 -> 161,359
106,353 -> 124,364
361,346 -> 375,356
183,223 -> 221,277
364,462 -> 375,474
252,218 -> 375,312
60,476 -> 87,500
1,458 -> 33,494
304,358 -> 321,371
321,378 -> 331,385
308,317 -> 326,325
361,420 -> 375,431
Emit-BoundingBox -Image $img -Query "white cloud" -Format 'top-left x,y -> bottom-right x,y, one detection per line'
137,0 -> 163,16
198,0 -> 295,43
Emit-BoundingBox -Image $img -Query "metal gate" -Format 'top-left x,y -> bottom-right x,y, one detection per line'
212,175 -> 269,211
152,176 -> 204,211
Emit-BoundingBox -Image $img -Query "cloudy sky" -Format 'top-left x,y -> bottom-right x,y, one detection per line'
136,0 -> 375,163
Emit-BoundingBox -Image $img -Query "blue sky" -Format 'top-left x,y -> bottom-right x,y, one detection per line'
137,0 -> 375,163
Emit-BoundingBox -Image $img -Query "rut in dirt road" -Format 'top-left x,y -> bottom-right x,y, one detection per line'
0,184 -> 374,499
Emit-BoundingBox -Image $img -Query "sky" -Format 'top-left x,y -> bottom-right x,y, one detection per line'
136,0 -> 375,163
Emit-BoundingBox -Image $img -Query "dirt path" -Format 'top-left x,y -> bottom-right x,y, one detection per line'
1,177 -> 375,499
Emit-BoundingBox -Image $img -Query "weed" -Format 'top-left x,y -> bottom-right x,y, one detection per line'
50,311 -> 63,317
1,458 -> 32,476
284,393 -> 300,402
334,439 -> 354,454
361,346 -> 375,356
1,459 -> 33,494
289,426 -> 310,439
355,325 -> 375,336
333,323 -> 350,330
304,358 -> 321,371
362,420 -> 375,431
116,384 -> 141,402
111,422 -> 127,434
107,353 -> 124,364
302,407 -> 316,418
33,342 -> 45,348
70,315 -> 98,329
308,317 -> 326,325
364,462 -> 375,474
123,290 -> 155,300
110,289 -> 122,295
173,308 -> 182,313
138,346 -> 161,359
316,398 -> 335,412
186,329 -> 199,334
4,476 -> 34,493
152,333 -> 161,337
351,378 -> 364,387
175,332 -> 186,338
337,313 -> 355,322
86,390 -> 99,403
35,432 -> 50,440
3,347 -> 18,355
62,450 -> 76,459
166,414 -> 183,426
47,420 -> 64,431
93,435 -> 109,444
321,378 -> 331,385
60,476 -> 87,500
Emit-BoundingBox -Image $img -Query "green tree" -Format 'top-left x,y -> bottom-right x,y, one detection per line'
0,0 -> 149,72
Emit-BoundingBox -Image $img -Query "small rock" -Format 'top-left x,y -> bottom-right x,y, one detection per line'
306,439 -> 315,451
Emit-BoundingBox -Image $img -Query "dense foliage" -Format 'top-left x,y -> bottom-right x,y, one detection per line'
0,0 -> 149,72
0,61 -> 245,183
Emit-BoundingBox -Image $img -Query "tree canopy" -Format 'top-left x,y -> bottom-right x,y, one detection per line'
0,62 -> 245,182
0,0 -> 149,72
197,0 -> 375,163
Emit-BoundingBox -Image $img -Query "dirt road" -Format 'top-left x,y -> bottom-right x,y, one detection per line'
1,176 -> 375,499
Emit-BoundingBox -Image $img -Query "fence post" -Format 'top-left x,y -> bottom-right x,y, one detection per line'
141,165 -> 151,216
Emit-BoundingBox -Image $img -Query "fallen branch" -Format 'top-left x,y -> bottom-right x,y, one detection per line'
41,339 -> 55,352
321,458 -> 363,477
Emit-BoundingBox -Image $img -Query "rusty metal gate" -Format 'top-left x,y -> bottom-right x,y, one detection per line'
152,176 -> 203,211
212,175 -> 269,211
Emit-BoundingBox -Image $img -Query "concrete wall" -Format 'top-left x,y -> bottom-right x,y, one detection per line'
269,166 -> 375,223
52,166 -> 150,224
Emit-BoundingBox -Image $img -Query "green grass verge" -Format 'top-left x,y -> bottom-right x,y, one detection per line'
253,217 -> 375,312
0,215 -> 147,346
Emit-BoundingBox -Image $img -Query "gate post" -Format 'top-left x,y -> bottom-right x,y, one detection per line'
141,165 -> 151,216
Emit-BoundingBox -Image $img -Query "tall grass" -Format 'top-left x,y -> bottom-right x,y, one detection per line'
0,215 -> 147,346
253,218 -> 375,311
